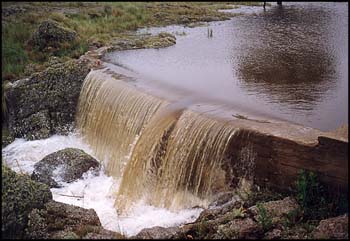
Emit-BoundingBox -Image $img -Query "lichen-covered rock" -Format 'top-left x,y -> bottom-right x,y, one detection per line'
110,32 -> 176,51
214,217 -> 262,239
2,165 -> 52,239
26,201 -> 124,239
249,197 -> 300,225
311,214 -> 348,239
7,59 -> 90,140
31,148 -> 100,187
133,226 -> 183,239
29,19 -> 77,50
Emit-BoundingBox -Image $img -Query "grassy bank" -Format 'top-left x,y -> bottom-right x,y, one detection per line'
2,2 -> 265,82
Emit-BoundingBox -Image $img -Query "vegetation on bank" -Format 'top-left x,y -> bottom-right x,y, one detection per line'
178,169 -> 348,239
243,170 -> 348,239
1,1 -> 265,82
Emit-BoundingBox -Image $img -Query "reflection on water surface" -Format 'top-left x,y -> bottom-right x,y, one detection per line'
105,2 -> 348,131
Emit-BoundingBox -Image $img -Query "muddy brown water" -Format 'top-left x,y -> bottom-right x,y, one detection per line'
104,2 -> 348,131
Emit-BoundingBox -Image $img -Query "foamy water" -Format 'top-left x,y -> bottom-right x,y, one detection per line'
2,134 -> 202,236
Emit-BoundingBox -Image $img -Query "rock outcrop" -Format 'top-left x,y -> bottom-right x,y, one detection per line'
2,165 -> 52,239
28,20 -> 77,50
26,201 -> 124,239
133,195 -> 302,239
31,148 -> 100,188
7,59 -> 90,140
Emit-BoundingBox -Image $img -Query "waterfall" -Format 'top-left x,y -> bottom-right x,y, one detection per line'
116,110 -> 237,213
76,70 -> 239,213
76,70 -> 166,177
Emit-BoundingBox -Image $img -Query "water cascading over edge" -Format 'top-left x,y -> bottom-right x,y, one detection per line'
116,110 -> 239,213
76,70 -> 240,214
76,70 -> 166,177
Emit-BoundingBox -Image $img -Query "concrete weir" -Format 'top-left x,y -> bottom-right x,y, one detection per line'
77,65 -> 348,213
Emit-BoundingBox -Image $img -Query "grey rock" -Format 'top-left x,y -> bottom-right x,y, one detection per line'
31,148 -> 100,187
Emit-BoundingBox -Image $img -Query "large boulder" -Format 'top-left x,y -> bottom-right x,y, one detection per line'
29,20 -> 77,50
2,165 -> 52,239
7,59 -> 90,140
311,214 -> 348,239
26,200 -> 124,239
31,148 -> 100,188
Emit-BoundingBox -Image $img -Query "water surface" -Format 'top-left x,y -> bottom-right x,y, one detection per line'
105,2 -> 348,131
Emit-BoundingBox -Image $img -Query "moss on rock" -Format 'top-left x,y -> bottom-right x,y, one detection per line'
28,19 -> 77,51
7,59 -> 90,140
1,165 -> 52,239
26,201 -> 125,239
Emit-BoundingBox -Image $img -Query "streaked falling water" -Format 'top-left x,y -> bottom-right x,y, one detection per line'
116,110 -> 237,213
77,70 -> 238,214
76,70 -> 165,177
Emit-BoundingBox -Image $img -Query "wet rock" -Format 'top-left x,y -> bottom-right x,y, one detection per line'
133,226 -> 183,239
7,59 -> 90,140
197,198 -> 243,223
249,197 -> 300,225
26,201 -> 125,239
31,148 -> 100,188
208,191 -> 236,208
15,109 -> 52,140
29,19 -> 77,50
2,165 -> 52,239
311,214 -> 348,239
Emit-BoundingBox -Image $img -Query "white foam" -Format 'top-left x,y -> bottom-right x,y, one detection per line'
2,134 -> 202,237
2,133 -> 94,174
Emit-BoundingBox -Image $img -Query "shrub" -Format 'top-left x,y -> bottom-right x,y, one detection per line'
256,202 -> 273,231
